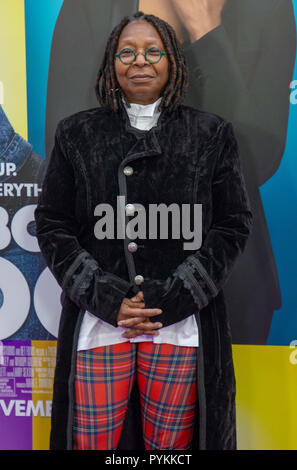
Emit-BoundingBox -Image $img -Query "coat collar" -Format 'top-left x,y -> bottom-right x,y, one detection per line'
122,95 -> 163,118
117,92 -> 173,138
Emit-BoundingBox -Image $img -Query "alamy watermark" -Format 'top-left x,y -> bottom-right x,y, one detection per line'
94,196 -> 202,250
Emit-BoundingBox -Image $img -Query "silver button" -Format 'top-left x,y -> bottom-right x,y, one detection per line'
125,203 -> 135,216
134,275 -> 144,285
128,242 -> 138,253
123,166 -> 133,176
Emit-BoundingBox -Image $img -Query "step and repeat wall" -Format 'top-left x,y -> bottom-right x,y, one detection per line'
0,0 -> 297,450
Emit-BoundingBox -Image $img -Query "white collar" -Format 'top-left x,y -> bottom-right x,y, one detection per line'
122,96 -> 162,117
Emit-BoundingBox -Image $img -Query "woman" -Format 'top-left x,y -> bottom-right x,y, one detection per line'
35,11 -> 252,450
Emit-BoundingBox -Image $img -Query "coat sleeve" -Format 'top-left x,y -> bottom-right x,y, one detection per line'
35,122 -> 133,327
141,121 -> 253,327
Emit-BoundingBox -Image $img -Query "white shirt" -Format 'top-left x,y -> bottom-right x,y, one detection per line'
77,96 -> 199,351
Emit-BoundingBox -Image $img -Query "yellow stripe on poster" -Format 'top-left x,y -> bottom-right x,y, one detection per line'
31,340 -> 57,450
0,0 -> 27,138
233,344 -> 297,450
28,342 -> 297,449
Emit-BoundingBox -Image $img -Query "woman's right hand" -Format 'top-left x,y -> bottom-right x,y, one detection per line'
117,291 -> 163,337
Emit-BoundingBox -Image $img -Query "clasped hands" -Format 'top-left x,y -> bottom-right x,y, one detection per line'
117,291 -> 163,339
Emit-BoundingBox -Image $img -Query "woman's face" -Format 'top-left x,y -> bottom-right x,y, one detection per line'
114,20 -> 169,105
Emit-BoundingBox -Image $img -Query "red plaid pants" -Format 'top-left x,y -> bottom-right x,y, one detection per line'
72,341 -> 197,450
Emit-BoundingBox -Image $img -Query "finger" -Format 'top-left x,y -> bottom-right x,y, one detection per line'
123,299 -> 145,308
117,307 -> 163,323
129,291 -> 144,302
118,310 -> 162,325
136,291 -> 144,301
123,296 -> 144,305
122,328 -> 160,339
118,317 -> 163,329
134,322 -> 162,331
121,307 -> 163,318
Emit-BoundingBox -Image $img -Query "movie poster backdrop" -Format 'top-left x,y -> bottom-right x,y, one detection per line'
0,0 -> 296,450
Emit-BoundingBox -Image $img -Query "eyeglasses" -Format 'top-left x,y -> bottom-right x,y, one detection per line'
115,47 -> 166,65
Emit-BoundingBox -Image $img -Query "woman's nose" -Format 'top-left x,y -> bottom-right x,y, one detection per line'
134,51 -> 149,65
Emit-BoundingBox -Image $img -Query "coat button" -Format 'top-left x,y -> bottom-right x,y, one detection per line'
128,242 -> 138,253
125,203 -> 135,216
134,275 -> 144,285
123,166 -> 133,176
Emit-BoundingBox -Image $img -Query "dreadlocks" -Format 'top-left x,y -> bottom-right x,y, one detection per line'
95,11 -> 189,113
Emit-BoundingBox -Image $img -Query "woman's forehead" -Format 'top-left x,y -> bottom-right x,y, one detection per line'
118,20 -> 162,44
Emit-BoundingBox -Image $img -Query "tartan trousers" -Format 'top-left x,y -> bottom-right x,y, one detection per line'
72,341 -> 198,450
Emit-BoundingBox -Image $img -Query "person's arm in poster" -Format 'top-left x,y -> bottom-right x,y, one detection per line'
175,0 -> 296,186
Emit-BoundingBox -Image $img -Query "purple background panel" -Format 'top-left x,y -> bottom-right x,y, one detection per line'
0,340 -> 32,450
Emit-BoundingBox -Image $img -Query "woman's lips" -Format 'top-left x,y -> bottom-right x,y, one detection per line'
129,75 -> 154,82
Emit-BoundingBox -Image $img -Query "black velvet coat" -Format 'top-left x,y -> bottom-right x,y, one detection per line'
35,97 -> 252,450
